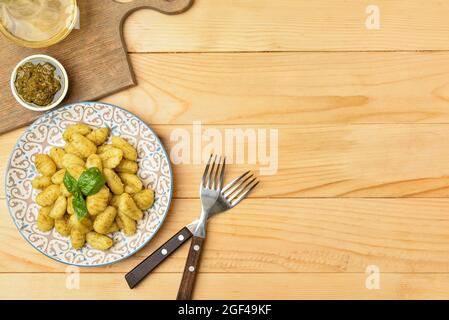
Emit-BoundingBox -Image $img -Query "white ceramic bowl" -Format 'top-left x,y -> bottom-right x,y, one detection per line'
10,54 -> 69,112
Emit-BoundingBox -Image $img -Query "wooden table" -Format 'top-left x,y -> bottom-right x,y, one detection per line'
3,0 -> 449,299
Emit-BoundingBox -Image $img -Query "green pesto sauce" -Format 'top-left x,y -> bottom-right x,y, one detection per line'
14,62 -> 61,107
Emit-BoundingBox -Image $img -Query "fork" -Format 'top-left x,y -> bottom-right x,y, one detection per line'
176,154 -> 259,300
125,156 -> 258,292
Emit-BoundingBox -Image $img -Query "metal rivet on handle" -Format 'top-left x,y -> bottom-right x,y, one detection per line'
193,245 -> 200,251
161,249 -> 167,255
178,235 -> 184,241
188,266 -> 195,272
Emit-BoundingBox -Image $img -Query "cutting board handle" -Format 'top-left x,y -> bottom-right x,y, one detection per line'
113,0 -> 194,86
117,0 -> 194,18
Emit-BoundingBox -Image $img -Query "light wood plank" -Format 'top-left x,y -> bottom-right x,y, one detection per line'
1,272 -> 449,299
4,125 -> 449,198
3,198 -> 449,273
103,52 -> 449,124
6,52 -> 449,127
123,0 -> 449,52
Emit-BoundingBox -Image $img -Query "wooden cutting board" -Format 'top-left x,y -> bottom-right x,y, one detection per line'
0,0 -> 194,134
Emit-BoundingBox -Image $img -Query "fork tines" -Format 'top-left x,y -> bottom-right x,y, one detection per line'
222,171 -> 259,206
202,154 -> 226,190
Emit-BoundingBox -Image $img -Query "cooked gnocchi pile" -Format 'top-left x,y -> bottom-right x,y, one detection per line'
32,123 -> 155,251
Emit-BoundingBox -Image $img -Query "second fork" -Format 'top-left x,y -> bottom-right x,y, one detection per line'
125,155 -> 258,297
177,155 -> 259,300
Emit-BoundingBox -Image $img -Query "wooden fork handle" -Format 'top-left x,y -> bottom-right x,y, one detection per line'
125,227 -> 193,289
177,236 -> 205,300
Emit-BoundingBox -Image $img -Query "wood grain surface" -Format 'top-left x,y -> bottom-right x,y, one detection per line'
123,0 -> 449,52
0,0 -> 193,134
4,125 -> 449,199
2,0 -> 449,299
105,52 -> 449,124
3,198 -> 449,274
1,273 -> 449,300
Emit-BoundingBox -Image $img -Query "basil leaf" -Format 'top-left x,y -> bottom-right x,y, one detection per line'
63,170 -> 78,193
78,167 -> 106,196
73,190 -> 88,221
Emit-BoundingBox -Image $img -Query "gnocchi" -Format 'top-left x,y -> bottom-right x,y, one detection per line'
117,211 -> 137,236
67,195 -> 74,215
63,123 -> 92,142
36,184 -> 60,207
71,133 -> 97,158
87,127 -> 109,145
32,176 -> 52,190
71,229 -> 86,249
97,144 -> 114,154
133,189 -> 155,210
55,217 -> 71,236
51,169 -> 66,185
93,206 -> 117,234
107,222 -> 120,234
99,147 -> 123,169
62,153 -> 85,168
115,159 -> 138,174
110,194 -> 121,208
35,154 -> 56,177
103,168 -> 124,195
49,195 -> 67,219
86,232 -> 113,250
112,136 -> 137,161
119,173 -> 143,194
65,142 -> 87,159
37,206 -> 55,232
118,193 -> 143,221
86,154 -> 103,172
69,214 -> 93,234
49,147 -> 65,169
86,186 -> 110,215
32,123 -> 155,251
67,165 -> 84,180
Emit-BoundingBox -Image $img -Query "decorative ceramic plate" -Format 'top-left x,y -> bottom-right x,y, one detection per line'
5,102 -> 173,267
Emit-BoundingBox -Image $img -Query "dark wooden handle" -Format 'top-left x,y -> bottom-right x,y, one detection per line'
125,226 -> 193,289
176,236 -> 205,300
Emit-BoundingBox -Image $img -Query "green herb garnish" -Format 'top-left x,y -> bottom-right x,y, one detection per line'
73,190 -> 88,221
63,168 -> 105,221
63,169 -> 78,193
78,167 -> 106,196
